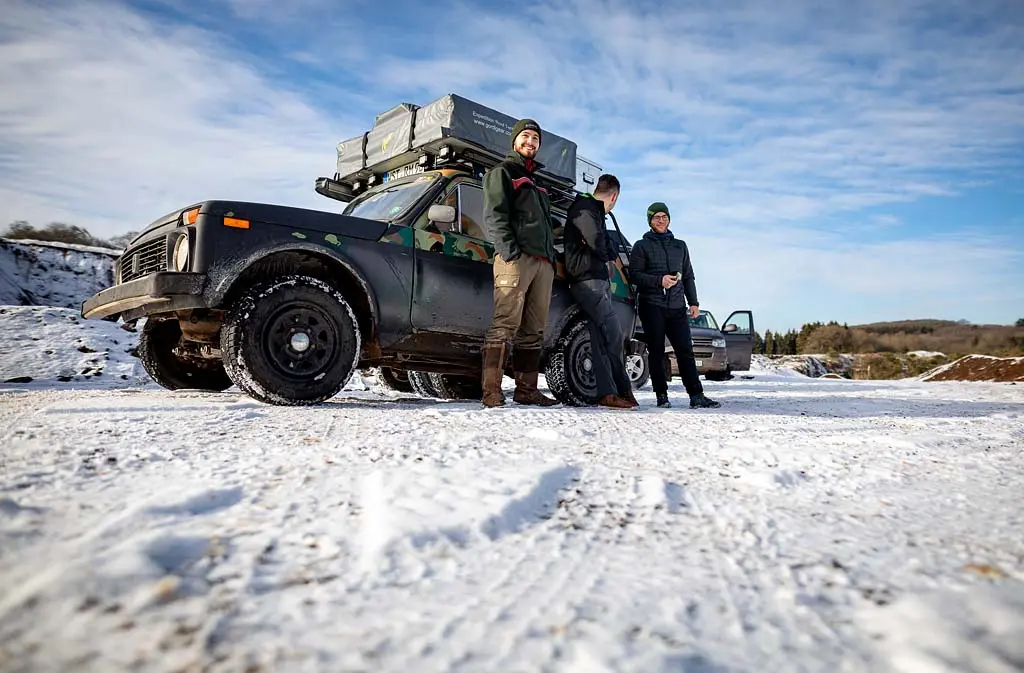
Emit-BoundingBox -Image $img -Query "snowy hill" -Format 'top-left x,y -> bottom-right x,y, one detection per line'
0,237 -> 120,309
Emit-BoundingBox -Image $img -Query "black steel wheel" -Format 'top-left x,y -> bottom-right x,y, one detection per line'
138,318 -> 233,392
543,319 -> 597,407
220,275 -> 361,405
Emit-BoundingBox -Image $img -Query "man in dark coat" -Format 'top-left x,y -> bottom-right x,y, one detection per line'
478,118 -> 560,408
563,174 -> 636,409
628,202 -> 721,409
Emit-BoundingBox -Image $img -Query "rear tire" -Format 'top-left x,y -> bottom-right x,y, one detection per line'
220,275 -> 361,406
138,318 -> 233,392
543,319 -> 598,407
374,366 -> 414,394
429,373 -> 483,400
407,371 -> 439,398
626,351 -> 650,390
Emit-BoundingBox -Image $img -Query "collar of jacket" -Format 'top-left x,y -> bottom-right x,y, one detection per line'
505,151 -> 546,173
643,229 -> 675,241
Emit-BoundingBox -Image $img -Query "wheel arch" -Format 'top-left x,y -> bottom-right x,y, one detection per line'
208,244 -> 379,355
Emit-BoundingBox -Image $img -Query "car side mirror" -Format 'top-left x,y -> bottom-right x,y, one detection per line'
723,323 -> 738,333
428,204 -> 456,225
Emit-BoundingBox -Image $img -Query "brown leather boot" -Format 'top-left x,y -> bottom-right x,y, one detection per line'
598,394 -> 635,409
511,348 -> 560,406
481,342 -> 508,408
619,389 -> 640,408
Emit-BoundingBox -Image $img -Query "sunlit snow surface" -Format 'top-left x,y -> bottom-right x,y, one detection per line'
1,307 -> 1022,673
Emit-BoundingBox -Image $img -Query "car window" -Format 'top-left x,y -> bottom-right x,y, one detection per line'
457,184 -> 487,240
343,174 -> 438,222
690,311 -> 719,330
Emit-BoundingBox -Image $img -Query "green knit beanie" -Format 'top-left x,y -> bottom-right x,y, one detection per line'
647,202 -> 670,226
510,118 -> 542,149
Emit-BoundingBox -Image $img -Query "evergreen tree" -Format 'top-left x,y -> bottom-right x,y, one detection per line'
764,330 -> 775,356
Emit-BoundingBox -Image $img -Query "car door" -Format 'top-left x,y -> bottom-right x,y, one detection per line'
721,310 -> 755,371
410,180 -> 495,337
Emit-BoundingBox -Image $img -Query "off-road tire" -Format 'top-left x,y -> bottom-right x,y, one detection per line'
220,275 -> 361,406
374,367 -> 414,394
626,351 -> 650,390
138,318 -> 233,392
407,371 -> 439,398
429,373 -> 483,400
543,319 -> 599,407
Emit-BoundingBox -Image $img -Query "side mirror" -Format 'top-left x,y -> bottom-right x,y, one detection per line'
723,323 -> 738,333
428,204 -> 456,225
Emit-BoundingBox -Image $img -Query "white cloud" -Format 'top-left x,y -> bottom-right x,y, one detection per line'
0,1 -> 355,237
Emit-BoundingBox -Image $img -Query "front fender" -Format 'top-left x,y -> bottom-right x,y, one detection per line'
204,241 -> 381,325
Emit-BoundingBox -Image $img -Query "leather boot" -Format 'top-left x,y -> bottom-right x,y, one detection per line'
481,342 -> 508,408
620,388 -> 639,408
597,394 -> 635,409
511,348 -> 560,406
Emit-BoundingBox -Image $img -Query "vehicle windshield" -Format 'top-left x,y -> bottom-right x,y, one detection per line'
343,174 -> 438,221
690,310 -> 719,330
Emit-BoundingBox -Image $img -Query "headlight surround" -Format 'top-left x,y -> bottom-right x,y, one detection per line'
172,233 -> 190,272
712,337 -> 727,349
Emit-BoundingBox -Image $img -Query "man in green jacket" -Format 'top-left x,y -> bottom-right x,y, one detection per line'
479,118 -> 560,408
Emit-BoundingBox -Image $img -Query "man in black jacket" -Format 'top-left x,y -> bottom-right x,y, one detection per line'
628,202 -> 721,409
479,118 -> 560,408
563,174 -> 636,409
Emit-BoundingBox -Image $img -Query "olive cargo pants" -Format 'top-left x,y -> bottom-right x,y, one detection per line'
485,253 -> 554,350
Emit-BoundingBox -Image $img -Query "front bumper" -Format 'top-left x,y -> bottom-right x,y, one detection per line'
667,348 -> 728,376
81,272 -> 207,321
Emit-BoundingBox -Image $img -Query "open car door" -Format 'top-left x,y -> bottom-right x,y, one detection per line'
721,310 -> 755,372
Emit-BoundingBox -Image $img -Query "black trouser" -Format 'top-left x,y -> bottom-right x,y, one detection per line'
638,300 -> 704,397
570,279 -> 632,399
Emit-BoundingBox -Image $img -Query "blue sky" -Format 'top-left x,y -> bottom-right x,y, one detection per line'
1,0 -> 1022,332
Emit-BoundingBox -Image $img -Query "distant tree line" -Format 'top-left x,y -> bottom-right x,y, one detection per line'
3,221 -> 136,251
754,319 -> 1024,358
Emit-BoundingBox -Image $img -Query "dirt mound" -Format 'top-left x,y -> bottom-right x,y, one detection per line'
920,355 -> 1024,383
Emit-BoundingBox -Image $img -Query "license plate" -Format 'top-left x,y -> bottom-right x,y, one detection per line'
694,360 -> 703,367
385,163 -> 425,182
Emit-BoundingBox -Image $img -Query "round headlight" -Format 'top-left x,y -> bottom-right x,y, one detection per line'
172,234 -> 189,271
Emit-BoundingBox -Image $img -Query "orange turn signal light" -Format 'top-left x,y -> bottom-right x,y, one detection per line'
183,207 -> 199,225
223,217 -> 250,229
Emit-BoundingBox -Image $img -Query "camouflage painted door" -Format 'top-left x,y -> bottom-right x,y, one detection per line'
410,182 -> 496,337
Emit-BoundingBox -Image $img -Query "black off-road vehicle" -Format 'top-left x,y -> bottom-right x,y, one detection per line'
81,94 -> 645,406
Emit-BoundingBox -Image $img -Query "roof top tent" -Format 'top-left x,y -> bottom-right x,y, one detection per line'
317,94 -> 582,209
575,155 -> 602,193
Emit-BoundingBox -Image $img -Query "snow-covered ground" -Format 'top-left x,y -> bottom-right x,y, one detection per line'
2,314 -> 1022,673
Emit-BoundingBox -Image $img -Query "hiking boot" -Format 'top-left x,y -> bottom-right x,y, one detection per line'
481,342 -> 507,408
690,393 -> 721,409
512,370 -> 560,406
597,394 -> 635,409
656,392 -> 672,408
511,348 -> 559,406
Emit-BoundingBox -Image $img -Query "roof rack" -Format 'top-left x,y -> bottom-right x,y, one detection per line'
317,94 -> 584,209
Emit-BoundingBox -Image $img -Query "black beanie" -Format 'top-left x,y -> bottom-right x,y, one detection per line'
647,201 -> 670,225
511,118 -> 542,149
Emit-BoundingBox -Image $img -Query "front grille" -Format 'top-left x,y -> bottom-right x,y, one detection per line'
119,237 -> 167,283
692,337 -> 715,359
